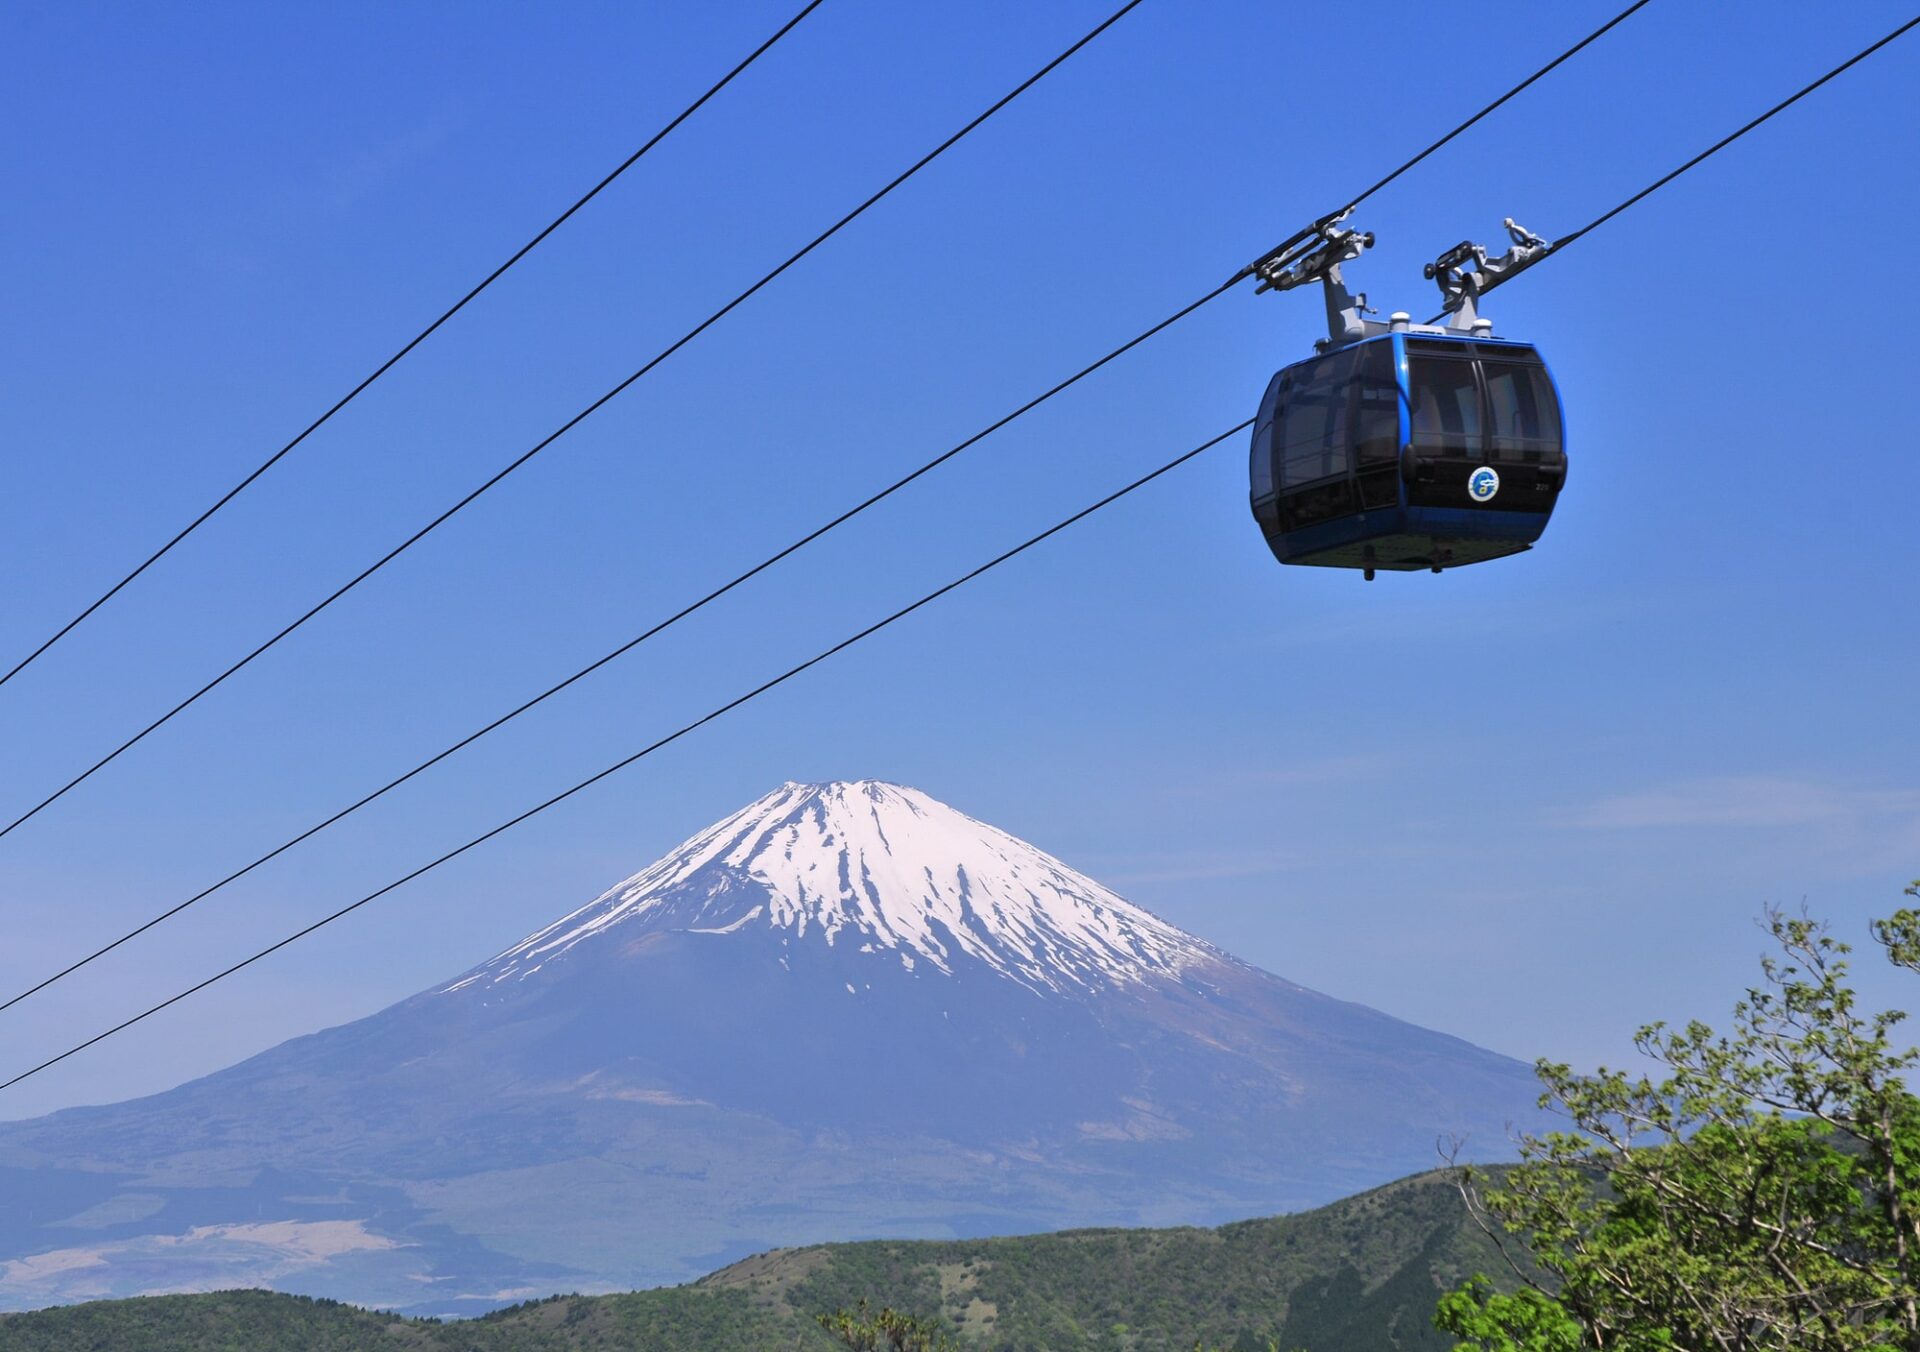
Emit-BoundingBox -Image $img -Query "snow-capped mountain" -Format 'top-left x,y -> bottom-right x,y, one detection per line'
452,780 -> 1211,997
0,781 -> 1546,1317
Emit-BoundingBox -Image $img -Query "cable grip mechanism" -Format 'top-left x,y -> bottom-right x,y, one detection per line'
1248,210 -> 1378,347
1425,218 -> 1551,334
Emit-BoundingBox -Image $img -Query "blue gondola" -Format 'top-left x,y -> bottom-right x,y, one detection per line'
1246,217 -> 1565,577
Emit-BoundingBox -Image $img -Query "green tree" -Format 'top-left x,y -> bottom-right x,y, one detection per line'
818,1298 -> 958,1351
1441,882 -> 1920,1351
1433,1277 -> 1588,1352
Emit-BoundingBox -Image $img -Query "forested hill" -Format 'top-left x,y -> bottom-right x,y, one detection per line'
0,1169 -> 1506,1351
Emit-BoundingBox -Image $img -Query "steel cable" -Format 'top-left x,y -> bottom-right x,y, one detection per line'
0,418 -> 1252,1092
0,0 -> 1659,1012
1422,13 -> 1920,324
10,7 -> 1906,1087
0,0 -> 1144,842
0,0 -> 829,691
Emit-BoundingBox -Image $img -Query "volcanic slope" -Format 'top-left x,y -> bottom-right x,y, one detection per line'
0,781 -> 1541,1314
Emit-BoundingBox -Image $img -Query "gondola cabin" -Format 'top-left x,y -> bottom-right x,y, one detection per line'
1248,328 -> 1566,575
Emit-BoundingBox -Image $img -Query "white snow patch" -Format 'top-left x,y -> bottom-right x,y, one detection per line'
689,905 -> 764,936
443,781 -> 1213,997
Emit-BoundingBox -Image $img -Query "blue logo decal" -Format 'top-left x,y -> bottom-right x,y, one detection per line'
1467,466 -> 1501,503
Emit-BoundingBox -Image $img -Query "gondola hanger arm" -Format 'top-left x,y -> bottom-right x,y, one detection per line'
1424,217 -> 1553,333
1244,210 -> 1379,346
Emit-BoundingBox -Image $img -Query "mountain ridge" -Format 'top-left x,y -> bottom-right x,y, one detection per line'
0,779 -> 1543,1315
0,1167 -> 1506,1350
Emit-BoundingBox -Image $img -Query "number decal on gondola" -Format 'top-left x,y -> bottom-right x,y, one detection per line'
1467,467 -> 1501,503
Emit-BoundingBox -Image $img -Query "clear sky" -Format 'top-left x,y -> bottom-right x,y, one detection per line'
2,0 -> 1916,1121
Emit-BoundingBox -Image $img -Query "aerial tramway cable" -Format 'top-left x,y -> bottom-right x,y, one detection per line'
1419,11 -> 1920,325
1250,12 -> 1920,575
1232,0 -> 1655,287
0,419 -> 1253,1093
4,9 -> 1909,1090
0,0 -> 1144,843
0,0 -> 828,694
0,2 -> 1657,1015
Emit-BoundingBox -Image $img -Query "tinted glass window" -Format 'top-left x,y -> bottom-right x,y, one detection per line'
1279,477 -> 1356,530
1249,373 -> 1283,499
1250,429 -> 1274,498
1353,342 -> 1400,463
1276,351 -> 1353,487
1249,422 -> 1275,498
1357,463 -> 1399,509
1484,361 -> 1562,458
1409,357 -> 1481,452
1256,370 -> 1285,426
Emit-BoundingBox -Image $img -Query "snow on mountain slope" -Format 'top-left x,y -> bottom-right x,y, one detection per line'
0,777 -> 1552,1314
446,780 -> 1214,997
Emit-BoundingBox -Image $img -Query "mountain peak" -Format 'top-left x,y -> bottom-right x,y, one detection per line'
1,780 -> 1546,1313
447,780 -> 1214,997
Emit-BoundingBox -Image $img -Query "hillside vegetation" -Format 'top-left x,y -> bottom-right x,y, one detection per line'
0,1168 -> 1502,1350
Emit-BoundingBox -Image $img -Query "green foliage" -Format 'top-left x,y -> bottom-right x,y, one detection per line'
1443,887 -> 1920,1352
819,1296 -> 959,1350
0,1290 -> 416,1352
0,1167 -> 1504,1350
0,1285 -> 813,1351
772,1170 -> 1500,1349
1433,1278 -> 1583,1352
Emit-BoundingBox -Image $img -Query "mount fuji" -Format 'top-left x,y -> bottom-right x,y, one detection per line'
0,781 -> 1543,1315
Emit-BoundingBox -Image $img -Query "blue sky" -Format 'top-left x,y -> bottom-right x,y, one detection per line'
2,0 -> 1916,1121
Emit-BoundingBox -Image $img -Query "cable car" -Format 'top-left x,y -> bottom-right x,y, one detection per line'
1246,217 -> 1565,576
1248,328 -> 1566,574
